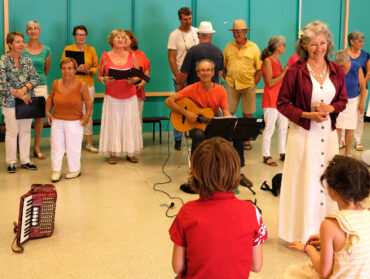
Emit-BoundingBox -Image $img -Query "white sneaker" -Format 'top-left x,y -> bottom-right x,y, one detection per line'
86,144 -> 98,153
65,170 -> 81,179
51,171 -> 61,182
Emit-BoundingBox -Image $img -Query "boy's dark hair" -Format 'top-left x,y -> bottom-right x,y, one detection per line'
189,137 -> 240,199
320,155 -> 370,203
73,25 -> 88,36
178,7 -> 192,19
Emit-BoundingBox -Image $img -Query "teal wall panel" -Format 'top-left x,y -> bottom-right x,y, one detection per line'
69,0 -> 133,94
301,0 -> 344,53
1,0 -> 370,131
348,0 -> 370,51
8,0 -> 68,90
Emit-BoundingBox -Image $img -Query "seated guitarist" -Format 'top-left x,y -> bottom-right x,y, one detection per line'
165,59 -> 253,192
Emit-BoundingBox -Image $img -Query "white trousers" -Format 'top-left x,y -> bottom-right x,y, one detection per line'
2,107 -> 32,164
355,89 -> 369,143
262,108 -> 288,157
51,119 -> 83,172
82,86 -> 95,136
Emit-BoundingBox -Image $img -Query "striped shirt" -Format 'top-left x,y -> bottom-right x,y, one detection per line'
327,209 -> 370,279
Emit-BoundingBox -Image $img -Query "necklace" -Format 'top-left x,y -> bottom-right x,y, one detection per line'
307,63 -> 326,79
180,29 -> 196,52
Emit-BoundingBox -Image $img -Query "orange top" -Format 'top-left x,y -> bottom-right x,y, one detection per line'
134,50 -> 150,101
262,56 -> 283,108
52,79 -> 83,120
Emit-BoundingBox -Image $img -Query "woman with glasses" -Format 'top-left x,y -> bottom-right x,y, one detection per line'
23,20 -> 51,160
62,25 -> 99,153
97,29 -> 143,164
46,58 -> 92,182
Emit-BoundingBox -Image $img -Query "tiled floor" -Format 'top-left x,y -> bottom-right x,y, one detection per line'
0,126 -> 369,279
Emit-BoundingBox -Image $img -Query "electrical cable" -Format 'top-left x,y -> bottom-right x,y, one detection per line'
152,118 -> 184,217
127,117 -> 184,218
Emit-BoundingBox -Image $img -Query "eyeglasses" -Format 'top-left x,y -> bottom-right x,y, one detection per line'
114,36 -> 127,41
61,67 -> 75,71
197,68 -> 213,73
75,34 -> 86,37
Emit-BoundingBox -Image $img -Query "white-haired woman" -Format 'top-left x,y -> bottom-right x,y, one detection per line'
277,21 -> 348,243
24,20 -> 51,160
347,31 -> 370,151
260,36 -> 289,166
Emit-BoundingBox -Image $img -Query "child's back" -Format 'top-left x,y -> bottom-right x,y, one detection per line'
327,209 -> 370,278
170,193 -> 267,278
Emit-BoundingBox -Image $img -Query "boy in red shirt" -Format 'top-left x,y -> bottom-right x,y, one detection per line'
169,137 -> 268,278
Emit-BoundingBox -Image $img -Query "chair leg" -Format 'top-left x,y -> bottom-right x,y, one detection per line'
159,120 -> 162,144
152,122 -> 155,141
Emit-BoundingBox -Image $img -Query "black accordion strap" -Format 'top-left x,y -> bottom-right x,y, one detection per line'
11,222 -> 24,254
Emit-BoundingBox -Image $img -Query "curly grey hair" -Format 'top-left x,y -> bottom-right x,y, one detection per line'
296,21 -> 334,60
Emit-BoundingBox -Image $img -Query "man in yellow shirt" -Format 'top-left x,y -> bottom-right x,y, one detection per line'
223,19 -> 262,150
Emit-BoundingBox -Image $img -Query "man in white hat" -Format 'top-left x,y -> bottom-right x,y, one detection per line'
223,19 -> 262,150
168,7 -> 199,150
176,21 -> 224,91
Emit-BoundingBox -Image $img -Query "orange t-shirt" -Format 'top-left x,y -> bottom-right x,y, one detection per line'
261,56 -> 283,108
52,79 -> 83,120
176,82 -> 228,116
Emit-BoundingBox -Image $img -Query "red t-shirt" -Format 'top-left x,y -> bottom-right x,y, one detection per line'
169,192 -> 268,279
176,82 -> 228,116
134,50 -> 150,101
262,56 -> 283,108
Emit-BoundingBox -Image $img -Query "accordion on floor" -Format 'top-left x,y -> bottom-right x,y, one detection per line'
12,184 -> 57,253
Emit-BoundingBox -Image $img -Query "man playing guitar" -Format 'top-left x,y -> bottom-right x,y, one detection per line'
165,59 -> 253,192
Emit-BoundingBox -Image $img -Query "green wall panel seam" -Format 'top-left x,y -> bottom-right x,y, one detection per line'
131,0 -> 135,32
192,0 -> 197,27
67,0 -> 71,45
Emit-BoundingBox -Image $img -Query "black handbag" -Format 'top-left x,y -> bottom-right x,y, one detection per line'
15,96 -> 45,119
0,115 -> 5,142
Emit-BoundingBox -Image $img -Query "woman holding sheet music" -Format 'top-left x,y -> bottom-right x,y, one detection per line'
0,32 -> 40,173
124,30 -> 151,122
97,29 -> 143,164
61,25 -> 99,153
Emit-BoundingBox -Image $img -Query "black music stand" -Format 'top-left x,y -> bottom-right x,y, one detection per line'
205,117 -> 263,141
205,117 -> 263,195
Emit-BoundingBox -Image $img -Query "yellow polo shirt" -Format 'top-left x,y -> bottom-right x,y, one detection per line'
61,44 -> 98,87
223,40 -> 262,90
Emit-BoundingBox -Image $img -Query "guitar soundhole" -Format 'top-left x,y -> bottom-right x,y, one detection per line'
182,106 -> 188,124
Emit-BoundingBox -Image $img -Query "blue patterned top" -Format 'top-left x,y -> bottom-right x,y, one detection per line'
0,53 -> 40,108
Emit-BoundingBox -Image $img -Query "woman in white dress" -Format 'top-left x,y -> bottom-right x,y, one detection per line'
276,21 -> 348,243
97,29 -> 143,164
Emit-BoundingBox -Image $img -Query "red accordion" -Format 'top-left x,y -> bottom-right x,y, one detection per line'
12,184 -> 57,253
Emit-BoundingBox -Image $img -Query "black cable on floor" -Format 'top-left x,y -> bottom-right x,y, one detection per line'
152,116 -> 184,218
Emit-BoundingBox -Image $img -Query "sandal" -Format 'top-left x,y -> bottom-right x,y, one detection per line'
33,151 -> 46,160
127,156 -> 139,163
279,153 -> 285,161
243,141 -> 252,150
355,142 -> 364,151
108,156 -> 118,164
339,141 -> 345,149
263,156 -> 277,166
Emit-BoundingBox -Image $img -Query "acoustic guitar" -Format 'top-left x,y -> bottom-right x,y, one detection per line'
170,98 -> 214,132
